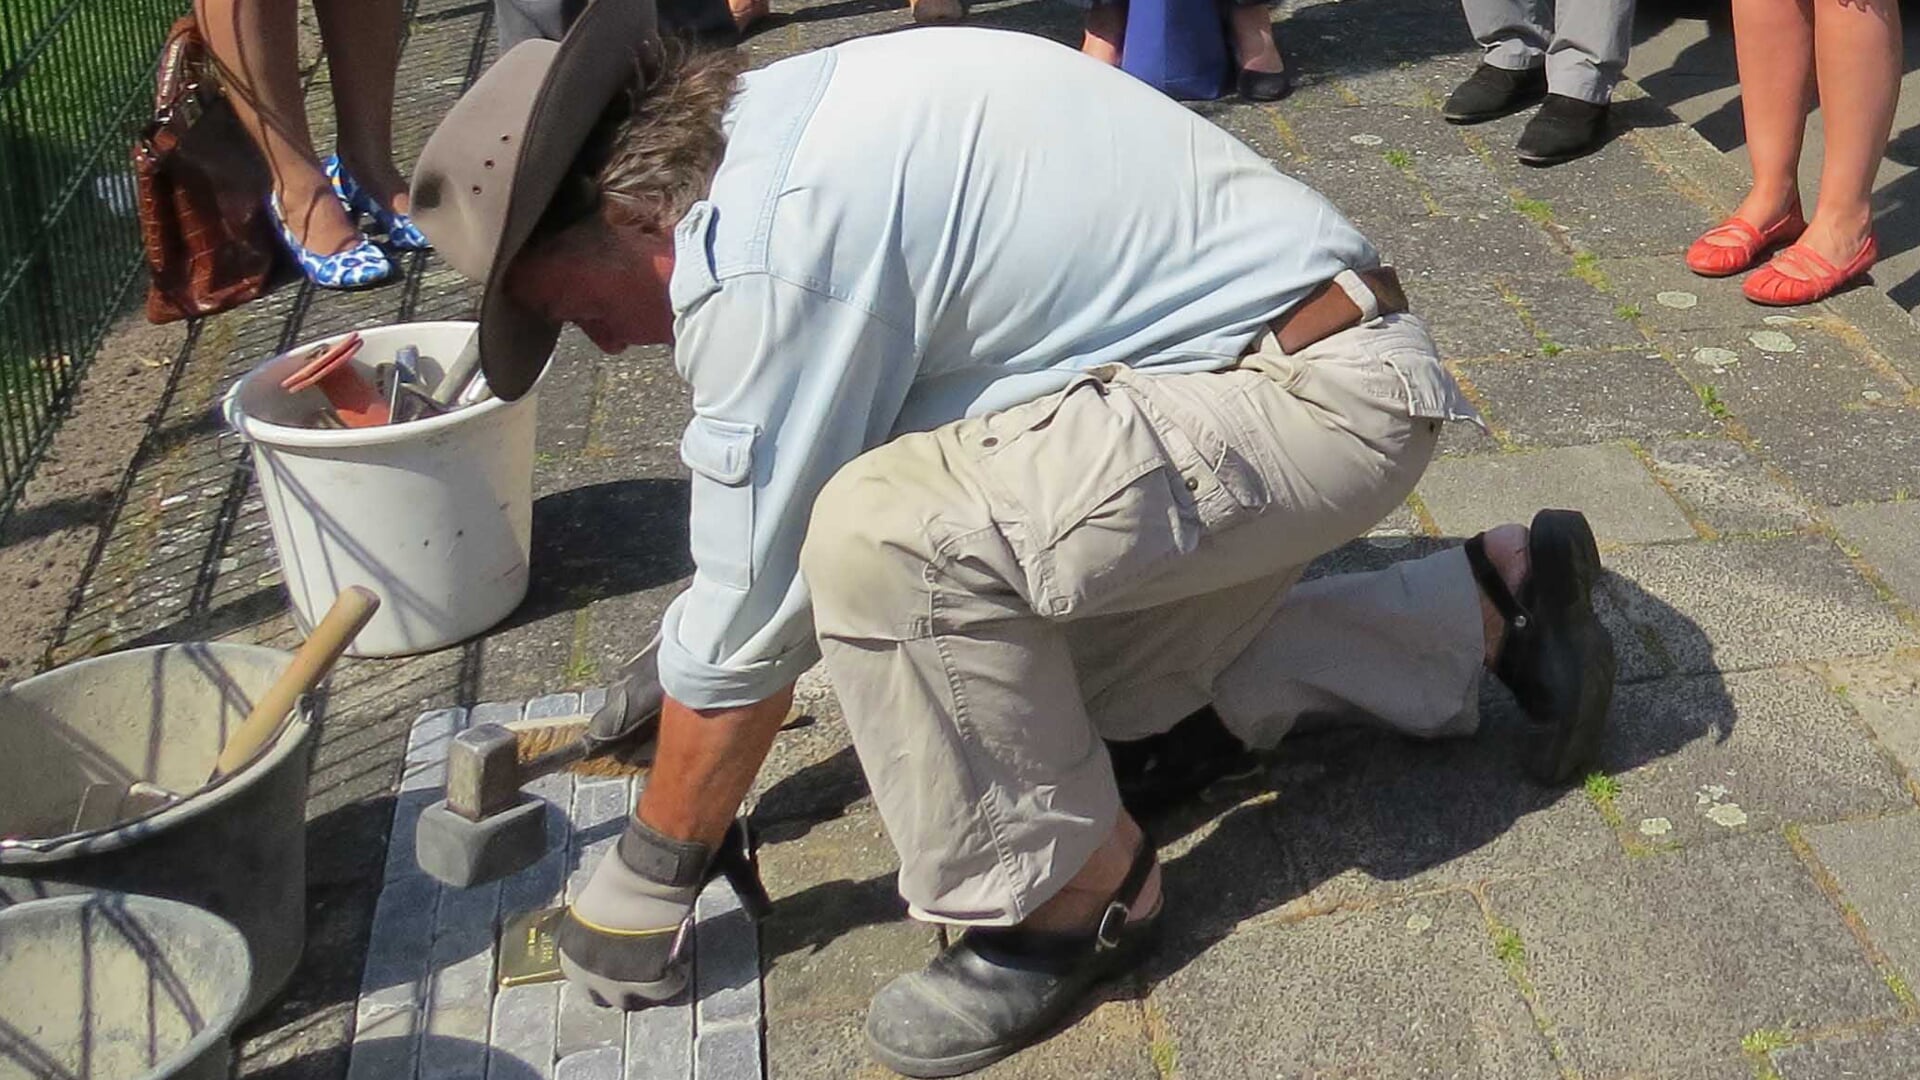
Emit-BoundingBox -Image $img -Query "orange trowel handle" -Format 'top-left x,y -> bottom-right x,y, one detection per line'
211,586 -> 380,779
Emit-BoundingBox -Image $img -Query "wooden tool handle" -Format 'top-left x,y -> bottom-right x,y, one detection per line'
212,586 -> 380,778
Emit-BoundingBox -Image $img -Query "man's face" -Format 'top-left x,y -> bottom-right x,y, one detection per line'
505,219 -> 677,354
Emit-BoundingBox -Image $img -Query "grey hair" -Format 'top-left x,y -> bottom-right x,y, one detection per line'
593,40 -> 747,234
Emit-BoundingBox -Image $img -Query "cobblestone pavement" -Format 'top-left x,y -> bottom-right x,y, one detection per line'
32,0 -> 1920,1076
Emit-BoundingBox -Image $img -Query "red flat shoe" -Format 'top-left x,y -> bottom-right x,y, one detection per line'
1742,236 -> 1878,307
1685,203 -> 1805,278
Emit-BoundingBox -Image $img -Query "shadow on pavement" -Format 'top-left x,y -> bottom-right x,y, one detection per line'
755,532 -> 1735,994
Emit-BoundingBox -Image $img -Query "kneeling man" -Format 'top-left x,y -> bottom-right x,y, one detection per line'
412,4 -> 1615,1075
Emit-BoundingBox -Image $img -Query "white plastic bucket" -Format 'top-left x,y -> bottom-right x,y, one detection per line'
224,321 -> 542,657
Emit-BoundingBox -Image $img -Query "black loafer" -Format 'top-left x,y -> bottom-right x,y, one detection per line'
1465,509 -> 1616,785
1108,706 -> 1258,819
1516,94 -> 1610,166
1443,62 -> 1548,124
865,839 -> 1160,1077
1237,65 -> 1292,103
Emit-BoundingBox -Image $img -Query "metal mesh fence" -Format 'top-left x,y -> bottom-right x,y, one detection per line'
0,0 -> 182,520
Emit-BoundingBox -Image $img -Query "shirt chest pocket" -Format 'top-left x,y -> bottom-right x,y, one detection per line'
681,416 -> 758,591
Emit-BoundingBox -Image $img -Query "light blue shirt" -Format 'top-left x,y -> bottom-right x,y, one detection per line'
657,27 -> 1380,709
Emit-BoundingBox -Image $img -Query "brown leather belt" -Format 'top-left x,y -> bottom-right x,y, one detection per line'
1269,266 -> 1409,354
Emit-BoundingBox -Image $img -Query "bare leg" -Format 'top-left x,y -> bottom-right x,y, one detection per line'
1083,3 -> 1126,66
1019,812 -> 1161,932
312,0 -> 412,214
1784,0 -> 1902,275
194,0 -> 361,253
1705,0 -> 1814,251
636,689 -> 794,849
1225,3 -> 1283,74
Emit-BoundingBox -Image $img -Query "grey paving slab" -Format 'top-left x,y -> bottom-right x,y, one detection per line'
1775,1026 -> 1920,1079
558,1046 -> 626,1080
1663,325 -> 1920,508
1500,267 -> 1648,352
1643,438 -> 1819,537
1486,835 -> 1901,1077
490,983 -> 560,1080
1152,891 -> 1557,1080
694,1023 -> 762,1080
696,878 -> 763,1030
1831,500 -> 1920,607
1458,350 -> 1715,449
760,810 -> 926,1078
1805,813 -> 1920,990
1157,697 -> 1614,933
1598,256 -> 1784,334
559,980 -> 629,1062
1602,536 -> 1915,674
530,691 -> 584,721
423,882 -> 503,1078
1819,653 -> 1920,783
625,997 -> 695,1080
1417,443 -> 1697,543
401,705 -> 468,792
1598,669 -> 1910,850
567,779 -> 636,903
1405,272 -> 1539,361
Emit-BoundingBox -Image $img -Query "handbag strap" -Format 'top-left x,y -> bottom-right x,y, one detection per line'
153,16 -> 207,119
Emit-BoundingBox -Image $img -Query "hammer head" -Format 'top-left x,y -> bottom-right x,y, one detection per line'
417,722 -> 547,888
415,796 -> 548,887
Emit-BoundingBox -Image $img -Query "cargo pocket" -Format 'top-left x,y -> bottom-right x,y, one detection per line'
680,415 -> 758,590
971,377 -> 1196,619
1380,346 -> 1486,431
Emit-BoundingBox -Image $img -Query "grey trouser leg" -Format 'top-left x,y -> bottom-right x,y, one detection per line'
802,309 -> 1487,926
1461,0 -> 1636,103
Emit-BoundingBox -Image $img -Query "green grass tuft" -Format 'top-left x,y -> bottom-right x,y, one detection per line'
1384,149 -> 1413,170
1741,1027 -> 1793,1055
1493,926 -> 1526,967
1583,772 -> 1622,805
1540,341 -> 1565,358
1696,384 -> 1731,419
1513,196 -> 1553,225
1616,304 -> 1642,320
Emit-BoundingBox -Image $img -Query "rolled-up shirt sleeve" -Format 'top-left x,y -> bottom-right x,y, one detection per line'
657,271 -> 915,709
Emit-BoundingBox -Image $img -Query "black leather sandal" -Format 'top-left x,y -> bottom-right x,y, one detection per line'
1464,509 -> 1617,786
864,836 -> 1161,1078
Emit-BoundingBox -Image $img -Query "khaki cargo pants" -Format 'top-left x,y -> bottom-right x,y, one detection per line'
799,310 -> 1489,926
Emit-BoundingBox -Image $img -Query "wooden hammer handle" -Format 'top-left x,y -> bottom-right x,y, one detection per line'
212,586 -> 380,778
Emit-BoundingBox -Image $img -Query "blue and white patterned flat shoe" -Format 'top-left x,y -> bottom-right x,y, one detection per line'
325,154 -> 432,251
268,193 -> 393,290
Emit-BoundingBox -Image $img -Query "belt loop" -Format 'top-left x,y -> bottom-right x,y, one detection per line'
1333,269 -> 1380,322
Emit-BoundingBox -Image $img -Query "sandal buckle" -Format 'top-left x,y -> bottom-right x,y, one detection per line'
1095,901 -> 1129,950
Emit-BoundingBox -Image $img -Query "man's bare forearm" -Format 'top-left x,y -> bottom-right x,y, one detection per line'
634,684 -> 795,849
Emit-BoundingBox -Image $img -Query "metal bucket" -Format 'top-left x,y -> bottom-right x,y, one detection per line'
0,893 -> 251,1080
0,643 -> 312,1019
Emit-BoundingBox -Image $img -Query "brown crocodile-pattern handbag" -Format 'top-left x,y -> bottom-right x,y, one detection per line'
134,16 -> 277,324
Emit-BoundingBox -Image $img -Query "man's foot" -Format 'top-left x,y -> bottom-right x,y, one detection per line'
1108,707 -> 1258,819
1466,510 -> 1616,785
1442,63 -> 1547,124
865,823 -> 1160,1077
1516,95 -> 1610,167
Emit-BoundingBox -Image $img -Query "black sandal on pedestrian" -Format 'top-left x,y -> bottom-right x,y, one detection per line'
864,836 -> 1161,1078
1464,509 -> 1617,786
